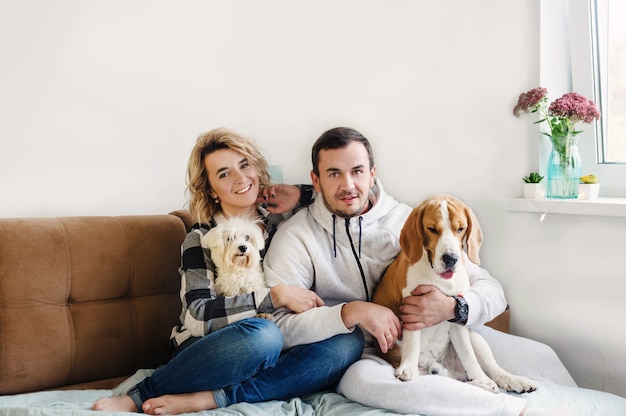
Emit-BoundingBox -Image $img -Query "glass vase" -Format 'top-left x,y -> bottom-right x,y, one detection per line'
547,135 -> 581,199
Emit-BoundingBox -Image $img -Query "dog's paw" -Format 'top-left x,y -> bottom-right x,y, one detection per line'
395,365 -> 418,382
256,313 -> 274,321
493,374 -> 537,393
468,377 -> 499,394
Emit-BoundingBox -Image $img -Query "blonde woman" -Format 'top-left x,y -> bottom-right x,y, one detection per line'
93,128 -> 364,414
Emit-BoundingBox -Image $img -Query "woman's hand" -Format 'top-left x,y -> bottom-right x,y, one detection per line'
257,184 -> 301,214
270,285 -> 324,313
341,301 -> 401,354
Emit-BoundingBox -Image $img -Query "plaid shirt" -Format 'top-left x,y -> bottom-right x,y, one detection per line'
170,185 -> 314,349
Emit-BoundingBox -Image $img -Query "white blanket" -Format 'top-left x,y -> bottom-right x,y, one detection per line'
1,380 -> 626,415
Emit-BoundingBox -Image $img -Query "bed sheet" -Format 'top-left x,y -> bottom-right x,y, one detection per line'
1,380 -> 626,416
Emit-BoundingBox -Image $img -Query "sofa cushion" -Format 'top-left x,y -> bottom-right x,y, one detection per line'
0,215 -> 186,395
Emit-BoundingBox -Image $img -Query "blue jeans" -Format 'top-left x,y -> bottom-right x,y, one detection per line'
128,318 -> 364,410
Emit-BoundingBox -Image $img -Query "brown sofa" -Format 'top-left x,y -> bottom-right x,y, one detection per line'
0,210 -> 509,397
0,211 -> 196,395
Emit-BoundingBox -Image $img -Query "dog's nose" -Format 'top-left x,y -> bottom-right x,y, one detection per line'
238,245 -> 248,253
442,253 -> 458,269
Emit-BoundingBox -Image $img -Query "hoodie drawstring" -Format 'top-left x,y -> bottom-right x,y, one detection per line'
344,217 -> 370,301
358,216 -> 363,257
332,215 -> 337,257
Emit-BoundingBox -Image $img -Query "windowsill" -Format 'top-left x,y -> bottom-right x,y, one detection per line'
504,197 -> 626,217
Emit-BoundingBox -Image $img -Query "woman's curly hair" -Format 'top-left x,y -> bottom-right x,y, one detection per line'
186,128 -> 271,224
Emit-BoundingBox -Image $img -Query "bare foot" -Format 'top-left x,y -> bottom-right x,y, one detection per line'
142,391 -> 216,415
92,395 -> 137,412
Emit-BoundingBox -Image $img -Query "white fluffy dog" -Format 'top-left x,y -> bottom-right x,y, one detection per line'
201,217 -> 269,315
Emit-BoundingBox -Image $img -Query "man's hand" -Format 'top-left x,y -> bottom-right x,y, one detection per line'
257,184 -> 301,214
341,301 -> 401,354
399,285 -> 456,331
270,285 -> 324,313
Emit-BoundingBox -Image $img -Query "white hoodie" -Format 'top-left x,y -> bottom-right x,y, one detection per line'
264,179 -> 506,350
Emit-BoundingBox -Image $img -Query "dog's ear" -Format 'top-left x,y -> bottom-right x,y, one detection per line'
464,205 -> 483,265
250,226 -> 265,251
202,223 -> 224,251
400,205 -> 425,264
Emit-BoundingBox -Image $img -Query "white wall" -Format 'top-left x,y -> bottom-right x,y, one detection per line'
1,0 -> 624,397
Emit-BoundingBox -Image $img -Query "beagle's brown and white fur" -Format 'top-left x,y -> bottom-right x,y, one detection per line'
373,194 -> 536,393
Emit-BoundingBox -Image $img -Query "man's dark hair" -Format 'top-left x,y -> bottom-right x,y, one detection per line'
311,127 -> 375,176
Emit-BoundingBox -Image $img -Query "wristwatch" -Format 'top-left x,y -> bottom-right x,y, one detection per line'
448,295 -> 469,324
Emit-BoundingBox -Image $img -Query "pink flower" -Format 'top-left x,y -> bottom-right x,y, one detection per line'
513,87 -> 601,139
513,87 -> 548,117
548,92 -> 601,124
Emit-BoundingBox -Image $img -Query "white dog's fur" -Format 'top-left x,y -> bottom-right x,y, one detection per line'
201,216 -> 267,299
373,194 -> 536,394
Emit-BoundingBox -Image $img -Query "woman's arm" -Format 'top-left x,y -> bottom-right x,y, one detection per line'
258,184 -> 315,214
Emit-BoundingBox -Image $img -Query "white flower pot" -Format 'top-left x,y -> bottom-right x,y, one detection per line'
523,183 -> 544,199
578,183 -> 600,200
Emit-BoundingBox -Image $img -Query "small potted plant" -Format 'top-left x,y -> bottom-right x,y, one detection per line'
522,172 -> 544,199
578,174 -> 600,200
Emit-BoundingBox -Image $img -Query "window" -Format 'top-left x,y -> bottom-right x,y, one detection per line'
568,0 -> 626,195
591,0 -> 626,165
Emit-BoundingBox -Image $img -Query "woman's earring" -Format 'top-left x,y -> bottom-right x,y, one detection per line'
214,197 -> 220,204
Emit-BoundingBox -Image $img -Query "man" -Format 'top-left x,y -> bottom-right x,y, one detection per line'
263,127 -> 576,416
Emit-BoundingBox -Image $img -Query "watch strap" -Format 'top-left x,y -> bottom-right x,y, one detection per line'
448,294 -> 469,324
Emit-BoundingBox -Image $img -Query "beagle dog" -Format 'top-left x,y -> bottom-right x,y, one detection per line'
373,194 -> 536,393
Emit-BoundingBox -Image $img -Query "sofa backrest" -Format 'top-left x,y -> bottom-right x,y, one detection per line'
0,213 -> 190,395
